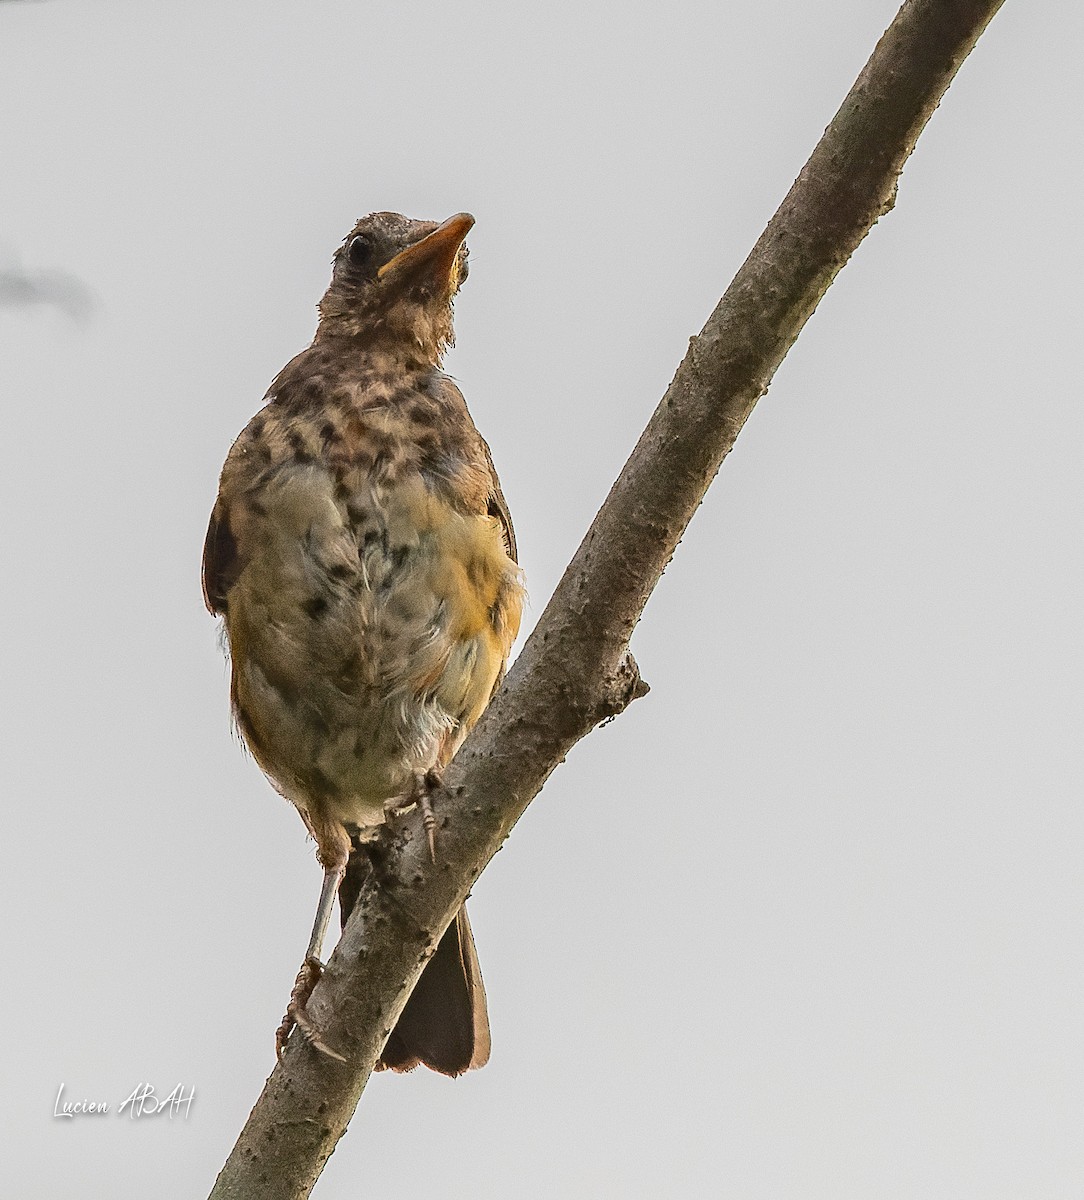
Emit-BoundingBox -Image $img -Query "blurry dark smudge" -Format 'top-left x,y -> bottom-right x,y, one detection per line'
0,268 -> 97,323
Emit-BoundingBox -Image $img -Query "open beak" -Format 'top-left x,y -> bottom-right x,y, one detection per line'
377,212 -> 474,289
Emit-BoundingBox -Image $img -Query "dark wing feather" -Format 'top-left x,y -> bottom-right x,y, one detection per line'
201,501 -> 241,614
482,440 -> 517,564
482,446 -> 519,696
487,481 -> 517,564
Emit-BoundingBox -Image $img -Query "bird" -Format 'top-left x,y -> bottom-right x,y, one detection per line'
202,211 -> 524,1074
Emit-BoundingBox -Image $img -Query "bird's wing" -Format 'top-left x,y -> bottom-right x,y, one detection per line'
487,479 -> 517,565
481,440 -> 517,565
201,500 -> 241,615
479,444 -> 522,698
435,373 -> 518,565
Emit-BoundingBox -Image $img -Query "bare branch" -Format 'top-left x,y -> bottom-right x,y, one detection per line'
209,1 -> 1006,1196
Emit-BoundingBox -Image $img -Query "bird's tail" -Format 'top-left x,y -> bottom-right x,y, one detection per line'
339,848 -> 491,1077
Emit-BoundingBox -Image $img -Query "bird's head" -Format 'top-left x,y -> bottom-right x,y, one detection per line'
317,211 -> 473,365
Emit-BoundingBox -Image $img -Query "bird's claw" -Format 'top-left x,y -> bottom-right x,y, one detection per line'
417,791 -> 437,863
275,955 -> 346,1063
383,769 -> 442,862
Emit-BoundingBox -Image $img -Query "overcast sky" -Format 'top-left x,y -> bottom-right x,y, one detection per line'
3,2 -> 1082,1197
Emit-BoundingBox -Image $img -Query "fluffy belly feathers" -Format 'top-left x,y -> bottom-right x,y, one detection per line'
224,463 -> 523,832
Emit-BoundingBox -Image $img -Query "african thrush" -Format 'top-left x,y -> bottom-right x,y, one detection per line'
202,212 -> 524,1074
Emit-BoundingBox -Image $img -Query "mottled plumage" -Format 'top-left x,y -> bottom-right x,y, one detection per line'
203,212 -> 523,1073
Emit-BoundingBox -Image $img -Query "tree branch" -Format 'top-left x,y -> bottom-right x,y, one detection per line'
209,1 -> 1006,1195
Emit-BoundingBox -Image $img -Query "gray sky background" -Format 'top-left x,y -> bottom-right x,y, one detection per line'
2,2 -> 1082,1197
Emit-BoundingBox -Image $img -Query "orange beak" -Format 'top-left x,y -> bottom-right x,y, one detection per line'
377,212 -> 475,289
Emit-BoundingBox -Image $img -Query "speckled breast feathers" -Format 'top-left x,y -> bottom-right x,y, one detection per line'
204,352 -> 523,836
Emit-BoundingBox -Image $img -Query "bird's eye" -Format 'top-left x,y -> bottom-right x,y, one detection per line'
347,235 -> 372,267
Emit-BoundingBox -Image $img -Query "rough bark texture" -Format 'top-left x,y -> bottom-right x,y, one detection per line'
209,2 -> 1007,1195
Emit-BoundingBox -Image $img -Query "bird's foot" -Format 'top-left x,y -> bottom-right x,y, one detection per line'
275,955 -> 346,1063
383,769 -> 442,862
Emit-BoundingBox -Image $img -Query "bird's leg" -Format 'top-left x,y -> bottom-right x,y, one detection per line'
383,769 -> 442,862
275,820 -> 350,1062
418,768 -> 443,862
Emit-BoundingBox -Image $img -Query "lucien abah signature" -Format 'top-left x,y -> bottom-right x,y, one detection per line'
53,1083 -> 195,1120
